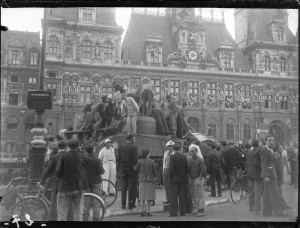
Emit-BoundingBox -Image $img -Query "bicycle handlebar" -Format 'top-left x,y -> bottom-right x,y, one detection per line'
7,177 -> 30,190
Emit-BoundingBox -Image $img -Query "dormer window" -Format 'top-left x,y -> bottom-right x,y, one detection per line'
82,40 -> 91,58
276,26 -> 284,41
273,24 -> 285,42
79,8 -> 96,23
223,53 -> 232,68
150,48 -> 160,63
145,36 -> 163,64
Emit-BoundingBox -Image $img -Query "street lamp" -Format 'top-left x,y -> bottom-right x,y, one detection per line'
29,8 -> 48,182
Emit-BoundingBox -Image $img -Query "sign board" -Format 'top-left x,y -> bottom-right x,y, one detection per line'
27,90 -> 52,110
256,123 -> 269,140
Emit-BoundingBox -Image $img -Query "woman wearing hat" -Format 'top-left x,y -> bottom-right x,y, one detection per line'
98,139 -> 116,196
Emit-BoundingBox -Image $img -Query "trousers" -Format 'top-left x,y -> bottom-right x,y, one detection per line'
225,169 -> 235,189
262,178 -> 285,216
163,168 -> 171,202
83,184 -> 102,221
253,179 -> 264,213
170,181 -> 188,216
120,168 -> 138,208
210,169 -> 222,196
57,191 -> 84,221
127,115 -> 137,135
142,89 -> 154,116
189,176 -> 205,211
169,112 -> 178,135
154,110 -> 169,134
101,161 -> 116,194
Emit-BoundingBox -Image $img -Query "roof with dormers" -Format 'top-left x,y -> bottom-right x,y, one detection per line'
246,9 -> 296,45
121,13 -> 250,69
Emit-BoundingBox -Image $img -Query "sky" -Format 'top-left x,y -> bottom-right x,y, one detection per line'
1,8 -> 298,42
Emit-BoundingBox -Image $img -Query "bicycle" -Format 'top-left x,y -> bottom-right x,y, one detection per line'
10,184 -> 106,221
100,179 -> 117,208
230,168 -> 249,204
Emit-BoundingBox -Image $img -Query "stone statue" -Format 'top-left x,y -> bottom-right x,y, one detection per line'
167,50 -> 179,62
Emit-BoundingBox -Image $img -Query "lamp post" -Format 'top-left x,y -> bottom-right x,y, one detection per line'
29,8 -> 48,182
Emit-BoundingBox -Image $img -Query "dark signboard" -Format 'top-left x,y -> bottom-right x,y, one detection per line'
27,90 -> 52,110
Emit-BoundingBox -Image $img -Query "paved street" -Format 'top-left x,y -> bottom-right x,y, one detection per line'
105,183 -> 298,222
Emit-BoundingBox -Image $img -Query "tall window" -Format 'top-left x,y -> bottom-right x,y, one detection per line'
264,55 -> 271,71
12,50 -> 20,64
223,53 -> 232,68
11,75 -> 19,82
103,42 -> 113,60
82,41 -> 91,58
242,84 -> 251,109
207,82 -> 217,96
49,36 -> 59,54
47,83 -> 57,101
80,86 -> 92,103
276,26 -> 284,41
150,48 -> 160,63
279,56 -> 286,72
226,124 -> 234,140
130,77 -> 142,91
7,117 -> 18,131
25,116 -> 35,131
7,143 -> 17,153
189,81 -> 199,95
66,42 -> 72,56
264,95 -> 273,109
170,80 -> 181,102
280,95 -> 289,110
9,89 -> 18,105
151,79 -> 161,100
29,77 -> 37,84
225,83 -> 234,108
30,52 -> 38,65
82,8 -> 93,21
208,124 -> 217,138
243,124 -> 251,140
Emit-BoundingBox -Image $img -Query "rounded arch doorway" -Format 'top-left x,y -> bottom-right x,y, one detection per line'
268,120 -> 291,146
187,117 -> 200,133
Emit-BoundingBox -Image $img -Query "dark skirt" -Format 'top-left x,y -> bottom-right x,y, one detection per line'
139,182 -> 156,201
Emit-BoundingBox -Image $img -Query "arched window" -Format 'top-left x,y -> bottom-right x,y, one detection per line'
223,53 -> 232,68
12,50 -> 21,64
264,55 -> 271,71
66,41 -> 72,56
25,116 -> 35,130
49,36 -> 59,54
279,56 -> 286,72
82,40 -> 91,58
7,117 -> 18,130
103,42 -> 113,60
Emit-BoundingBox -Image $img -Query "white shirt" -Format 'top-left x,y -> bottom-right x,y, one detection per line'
282,149 -> 288,158
189,144 -> 203,159
163,149 -> 175,170
98,147 -> 116,165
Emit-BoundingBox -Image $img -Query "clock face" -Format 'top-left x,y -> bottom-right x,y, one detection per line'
188,50 -> 198,61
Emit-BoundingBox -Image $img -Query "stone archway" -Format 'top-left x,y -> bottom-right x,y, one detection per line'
268,120 -> 291,146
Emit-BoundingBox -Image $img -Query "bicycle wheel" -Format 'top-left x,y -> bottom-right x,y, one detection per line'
83,193 -> 105,221
100,179 -> 117,208
10,196 -> 48,221
230,180 -> 243,204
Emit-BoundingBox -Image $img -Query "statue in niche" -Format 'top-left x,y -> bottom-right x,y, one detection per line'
273,58 -> 278,70
236,88 -> 243,102
252,88 -> 258,100
290,94 -> 296,104
274,90 -> 280,103
95,45 -> 101,58
218,89 -> 225,101
201,87 -> 207,99
94,81 -> 100,94
64,80 -> 70,93
182,83 -> 188,100
167,50 -> 180,62
72,79 -> 78,93
207,94 -> 215,108
189,94 -> 197,107
258,89 -> 263,101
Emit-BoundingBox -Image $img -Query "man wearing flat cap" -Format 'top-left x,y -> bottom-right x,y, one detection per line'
99,138 -> 116,196
162,140 -> 175,204
117,134 -> 138,209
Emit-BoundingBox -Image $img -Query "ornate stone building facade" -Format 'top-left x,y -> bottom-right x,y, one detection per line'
1,8 -> 298,160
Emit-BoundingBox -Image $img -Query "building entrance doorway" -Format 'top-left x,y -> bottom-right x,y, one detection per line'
268,120 -> 291,146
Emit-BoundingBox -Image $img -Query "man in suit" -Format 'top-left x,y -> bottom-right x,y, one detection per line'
169,143 -> 189,217
81,104 -> 101,139
260,136 -> 286,217
117,134 -> 138,209
247,139 -> 263,215
38,140 -> 66,221
166,95 -> 179,137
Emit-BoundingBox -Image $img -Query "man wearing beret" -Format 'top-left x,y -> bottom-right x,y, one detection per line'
117,134 -> 139,209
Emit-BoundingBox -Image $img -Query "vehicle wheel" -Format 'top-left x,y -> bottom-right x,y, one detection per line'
10,197 -> 48,221
230,180 -> 243,204
151,200 -> 155,206
100,179 -> 117,208
83,193 -> 106,221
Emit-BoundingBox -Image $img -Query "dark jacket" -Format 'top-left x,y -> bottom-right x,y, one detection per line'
134,158 -> 156,183
260,147 -> 277,179
199,142 -> 211,168
274,152 -> 284,185
85,153 -> 105,186
55,149 -> 90,193
169,151 -> 189,183
188,155 -> 206,179
206,149 -> 225,174
117,143 -> 138,172
40,150 -> 66,190
247,148 -> 262,180
223,147 -> 241,170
